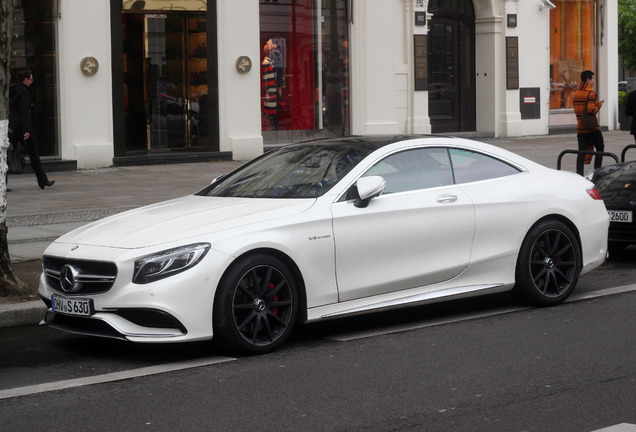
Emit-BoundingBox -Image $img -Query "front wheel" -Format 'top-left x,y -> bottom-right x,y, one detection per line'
213,254 -> 298,355
514,220 -> 581,306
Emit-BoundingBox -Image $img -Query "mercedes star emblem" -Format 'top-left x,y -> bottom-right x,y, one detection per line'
59,265 -> 80,293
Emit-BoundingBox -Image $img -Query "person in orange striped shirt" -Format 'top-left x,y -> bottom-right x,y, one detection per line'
573,70 -> 604,175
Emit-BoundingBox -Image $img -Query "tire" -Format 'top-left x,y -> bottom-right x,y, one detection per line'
213,254 -> 298,355
514,220 -> 581,306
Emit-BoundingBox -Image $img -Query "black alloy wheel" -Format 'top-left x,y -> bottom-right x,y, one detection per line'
214,254 -> 298,355
514,220 -> 581,306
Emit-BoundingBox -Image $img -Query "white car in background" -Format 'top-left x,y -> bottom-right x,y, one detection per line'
38,136 -> 609,354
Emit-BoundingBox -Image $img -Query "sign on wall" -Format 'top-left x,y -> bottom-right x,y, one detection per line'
506,37 -> 519,90
520,88 -> 541,119
414,35 -> 428,91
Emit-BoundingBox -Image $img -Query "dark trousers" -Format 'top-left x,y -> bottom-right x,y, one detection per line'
10,135 -> 49,186
576,130 -> 604,175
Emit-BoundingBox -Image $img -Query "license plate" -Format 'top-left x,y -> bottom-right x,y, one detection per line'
52,296 -> 93,317
608,210 -> 633,223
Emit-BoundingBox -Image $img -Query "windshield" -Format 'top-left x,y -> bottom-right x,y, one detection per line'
201,143 -> 375,198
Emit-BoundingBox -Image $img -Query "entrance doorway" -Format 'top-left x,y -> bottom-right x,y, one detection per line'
122,12 -> 210,153
428,0 -> 476,133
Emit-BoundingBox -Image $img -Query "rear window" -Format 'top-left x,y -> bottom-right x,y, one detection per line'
450,149 -> 520,183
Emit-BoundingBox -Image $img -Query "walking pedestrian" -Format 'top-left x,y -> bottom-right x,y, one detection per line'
573,70 -> 604,176
8,69 -> 54,189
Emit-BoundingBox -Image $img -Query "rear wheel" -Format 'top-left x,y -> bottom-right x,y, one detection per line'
213,254 -> 298,355
514,220 -> 581,306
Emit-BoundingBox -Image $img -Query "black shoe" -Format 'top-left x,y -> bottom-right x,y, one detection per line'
39,180 -> 55,189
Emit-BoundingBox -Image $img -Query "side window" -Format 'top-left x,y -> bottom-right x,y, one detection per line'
363,148 -> 453,194
450,149 -> 520,183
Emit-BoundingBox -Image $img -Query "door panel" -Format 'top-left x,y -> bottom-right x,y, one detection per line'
331,186 -> 475,302
429,21 -> 459,132
428,4 -> 475,133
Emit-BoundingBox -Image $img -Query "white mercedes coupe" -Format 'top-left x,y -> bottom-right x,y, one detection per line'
38,136 -> 609,354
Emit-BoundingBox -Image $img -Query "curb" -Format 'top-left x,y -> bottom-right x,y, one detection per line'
0,301 -> 46,328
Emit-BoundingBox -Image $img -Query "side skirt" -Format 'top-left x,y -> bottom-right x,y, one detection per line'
306,283 -> 511,323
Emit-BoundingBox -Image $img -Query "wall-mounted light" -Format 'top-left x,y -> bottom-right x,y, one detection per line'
80,57 -> 99,76
236,56 -> 252,74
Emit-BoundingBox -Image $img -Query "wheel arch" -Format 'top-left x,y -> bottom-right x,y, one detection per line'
524,214 -> 582,258
214,247 -> 308,323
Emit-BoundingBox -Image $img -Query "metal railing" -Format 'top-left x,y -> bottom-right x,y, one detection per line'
557,150 -> 619,171
621,144 -> 636,162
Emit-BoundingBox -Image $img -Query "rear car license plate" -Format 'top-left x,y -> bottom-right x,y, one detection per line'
608,210 -> 633,223
52,296 -> 93,317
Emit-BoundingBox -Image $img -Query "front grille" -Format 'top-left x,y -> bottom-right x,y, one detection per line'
43,256 -> 118,295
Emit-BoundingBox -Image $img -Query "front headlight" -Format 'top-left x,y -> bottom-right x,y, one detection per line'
133,243 -> 211,284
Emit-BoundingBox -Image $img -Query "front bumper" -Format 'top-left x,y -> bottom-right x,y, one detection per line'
608,221 -> 636,245
40,297 -> 188,341
38,242 -> 233,343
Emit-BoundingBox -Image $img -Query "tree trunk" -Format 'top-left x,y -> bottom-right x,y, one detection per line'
0,225 -> 27,295
0,0 -> 28,297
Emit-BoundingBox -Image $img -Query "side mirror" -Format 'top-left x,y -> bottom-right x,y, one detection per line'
354,176 -> 386,208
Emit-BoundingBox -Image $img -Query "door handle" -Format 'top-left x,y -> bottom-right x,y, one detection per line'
436,194 -> 458,203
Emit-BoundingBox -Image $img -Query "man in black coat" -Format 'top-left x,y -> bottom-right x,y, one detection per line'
626,88 -> 636,143
9,69 -> 54,189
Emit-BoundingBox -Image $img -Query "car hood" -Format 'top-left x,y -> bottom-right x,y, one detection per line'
53,195 -> 316,249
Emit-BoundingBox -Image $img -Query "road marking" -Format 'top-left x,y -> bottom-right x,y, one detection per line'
327,284 -> 636,342
568,284 -> 636,302
0,356 -> 235,400
590,424 -> 636,432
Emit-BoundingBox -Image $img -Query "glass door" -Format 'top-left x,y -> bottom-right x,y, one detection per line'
123,12 -> 207,153
186,16 -> 209,150
145,14 -> 186,150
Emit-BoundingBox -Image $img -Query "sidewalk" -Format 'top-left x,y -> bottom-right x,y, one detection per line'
2,130 -> 634,327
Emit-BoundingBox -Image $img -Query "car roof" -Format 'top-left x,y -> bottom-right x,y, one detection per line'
281,134 -> 536,170
297,134 -> 439,146
289,134 -> 474,150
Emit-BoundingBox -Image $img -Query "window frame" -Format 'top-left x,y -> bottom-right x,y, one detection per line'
340,145 -> 524,202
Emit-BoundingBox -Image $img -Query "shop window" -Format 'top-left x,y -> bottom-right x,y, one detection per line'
259,0 -> 350,144
10,0 -> 59,157
549,0 -> 596,110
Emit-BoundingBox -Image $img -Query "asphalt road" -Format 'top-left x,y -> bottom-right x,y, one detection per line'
0,250 -> 634,432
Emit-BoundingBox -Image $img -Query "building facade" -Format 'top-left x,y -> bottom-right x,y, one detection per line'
11,0 -> 618,169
